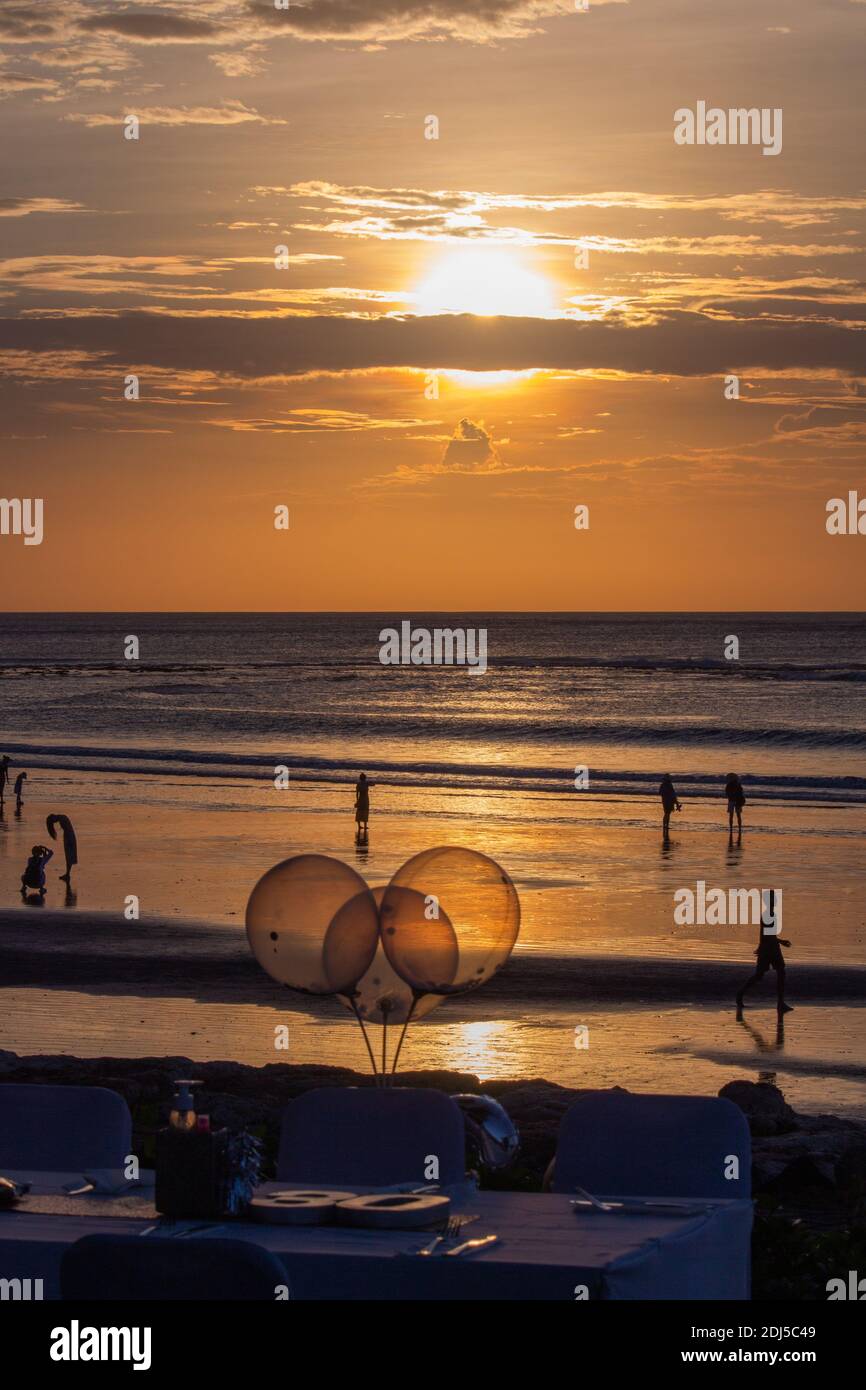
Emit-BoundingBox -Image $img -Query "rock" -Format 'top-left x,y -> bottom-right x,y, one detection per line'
757,1154 -> 837,1195
719,1080 -> 798,1135
835,1145 -> 866,1200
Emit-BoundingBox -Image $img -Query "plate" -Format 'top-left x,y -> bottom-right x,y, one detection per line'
336,1193 -> 451,1230
249,1190 -> 358,1224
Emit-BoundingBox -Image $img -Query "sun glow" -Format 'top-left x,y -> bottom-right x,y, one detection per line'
412,247 -> 557,318
441,368 -> 537,388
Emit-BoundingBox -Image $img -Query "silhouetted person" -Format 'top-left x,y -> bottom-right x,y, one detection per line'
0,755 -> 10,803
47,813 -> 78,882
725,772 -> 746,836
659,773 -> 681,837
354,773 -> 375,839
14,771 -> 26,811
21,844 -> 52,898
737,893 -> 792,1016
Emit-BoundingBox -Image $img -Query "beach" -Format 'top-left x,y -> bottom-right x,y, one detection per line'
2,781 -> 864,1120
2,612 -> 864,1121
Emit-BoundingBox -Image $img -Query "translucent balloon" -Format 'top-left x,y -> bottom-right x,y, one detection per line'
378,883 -> 460,993
332,887 -> 450,1026
381,846 -> 519,994
246,854 -> 378,994
321,886 -> 404,995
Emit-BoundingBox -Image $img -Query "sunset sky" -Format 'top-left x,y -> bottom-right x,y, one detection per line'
1,0 -> 865,610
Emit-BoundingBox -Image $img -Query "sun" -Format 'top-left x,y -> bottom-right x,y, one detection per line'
412,247 -> 557,317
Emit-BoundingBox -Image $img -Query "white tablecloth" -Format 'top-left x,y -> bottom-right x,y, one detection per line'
0,1178 -> 752,1300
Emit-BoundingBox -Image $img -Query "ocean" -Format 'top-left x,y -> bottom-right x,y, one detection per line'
2,612 -> 865,806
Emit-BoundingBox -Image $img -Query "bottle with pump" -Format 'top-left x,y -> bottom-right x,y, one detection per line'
169,1079 -> 202,1132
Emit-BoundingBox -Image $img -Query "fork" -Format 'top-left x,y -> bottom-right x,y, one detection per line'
415,1214 -> 472,1256
570,1184 -> 617,1212
175,1222 -> 225,1238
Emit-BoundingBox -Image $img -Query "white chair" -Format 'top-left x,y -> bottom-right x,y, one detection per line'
551,1091 -> 751,1198
277,1086 -> 466,1186
0,1083 -> 132,1171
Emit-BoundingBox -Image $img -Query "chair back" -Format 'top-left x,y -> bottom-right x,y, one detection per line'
277,1086 -> 465,1186
552,1091 -> 751,1198
0,1083 -> 132,1170
62,1235 -> 287,1300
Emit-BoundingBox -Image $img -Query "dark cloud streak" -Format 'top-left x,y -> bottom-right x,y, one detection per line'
1,311 -> 863,378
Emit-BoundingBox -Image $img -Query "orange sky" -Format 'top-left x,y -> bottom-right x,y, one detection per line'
1,0 -> 865,609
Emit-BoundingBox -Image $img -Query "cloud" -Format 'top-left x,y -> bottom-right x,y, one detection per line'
0,198 -> 87,218
0,70 -> 60,94
0,7 -> 58,42
0,254 -> 238,296
208,408 -> 429,432
75,13 -> 223,42
245,0 -> 610,45
65,100 -> 284,127
2,309 -> 862,380
0,0 -> 614,110
0,254 -> 403,314
267,181 -> 866,252
441,418 -> 500,469
775,401 -> 866,442
477,188 -> 866,229
209,48 -> 266,76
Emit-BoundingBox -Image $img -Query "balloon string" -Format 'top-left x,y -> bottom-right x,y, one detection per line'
348,997 -> 378,1079
390,995 -> 419,1077
381,1010 -> 388,1088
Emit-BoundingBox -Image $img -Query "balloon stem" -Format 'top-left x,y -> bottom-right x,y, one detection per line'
348,997 -> 378,1079
390,995 -> 419,1077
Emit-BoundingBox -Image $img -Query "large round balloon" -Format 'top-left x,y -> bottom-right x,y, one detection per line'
381,846 -> 519,995
376,883 -> 460,994
332,887 -> 454,1025
246,854 -> 378,994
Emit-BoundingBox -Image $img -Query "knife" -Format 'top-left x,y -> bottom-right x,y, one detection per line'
444,1234 -> 498,1257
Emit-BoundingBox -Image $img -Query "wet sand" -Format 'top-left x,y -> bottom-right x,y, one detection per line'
2,908 -> 865,1122
1,786 -> 864,1120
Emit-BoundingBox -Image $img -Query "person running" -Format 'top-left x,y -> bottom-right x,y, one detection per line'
21,844 -> 52,898
354,773 -> 375,838
736,893 -> 793,1016
14,771 -> 26,811
46,813 -> 78,882
725,772 -> 746,835
659,773 -> 681,837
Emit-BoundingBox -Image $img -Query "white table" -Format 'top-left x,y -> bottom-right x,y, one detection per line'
0,1177 -> 752,1300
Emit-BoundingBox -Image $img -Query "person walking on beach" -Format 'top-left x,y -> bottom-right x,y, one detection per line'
736,891 -> 793,1016
659,773 -> 681,837
14,771 -> 26,811
725,773 -> 746,836
0,755 -> 11,803
46,813 -> 78,882
21,844 -> 52,898
354,773 -> 375,839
